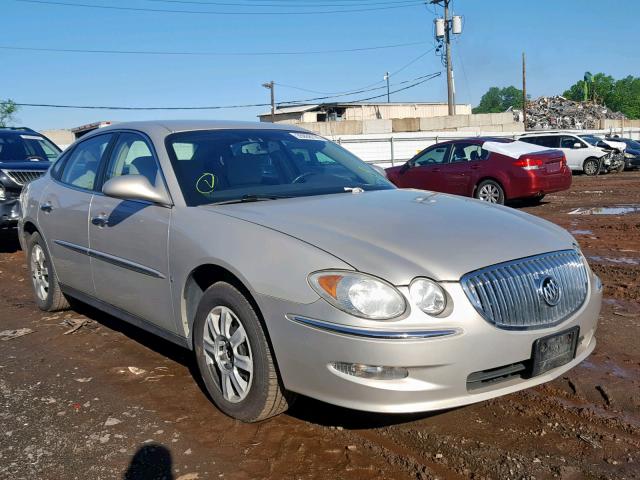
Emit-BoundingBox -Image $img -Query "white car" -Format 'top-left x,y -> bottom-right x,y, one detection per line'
519,133 -> 611,175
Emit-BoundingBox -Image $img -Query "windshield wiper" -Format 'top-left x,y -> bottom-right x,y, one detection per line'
210,194 -> 292,205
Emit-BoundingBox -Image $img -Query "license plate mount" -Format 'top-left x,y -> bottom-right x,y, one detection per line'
530,326 -> 579,377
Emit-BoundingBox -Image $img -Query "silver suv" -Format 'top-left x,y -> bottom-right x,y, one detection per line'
20,121 -> 602,422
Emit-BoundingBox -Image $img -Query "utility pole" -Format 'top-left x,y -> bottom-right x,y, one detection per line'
432,0 -> 461,116
443,0 -> 454,115
384,72 -> 390,103
262,81 -> 275,122
522,52 -> 527,129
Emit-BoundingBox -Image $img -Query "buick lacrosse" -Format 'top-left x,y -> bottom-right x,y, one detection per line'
20,121 -> 602,422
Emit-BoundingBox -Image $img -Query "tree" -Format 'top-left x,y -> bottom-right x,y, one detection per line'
563,73 -> 615,105
473,86 -> 524,114
0,99 -> 18,127
562,73 -> 640,119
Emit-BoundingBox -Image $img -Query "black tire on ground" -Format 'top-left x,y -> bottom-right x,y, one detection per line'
193,282 -> 294,422
27,232 -> 70,312
521,194 -> 545,206
583,158 -> 600,176
474,179 -> 505,205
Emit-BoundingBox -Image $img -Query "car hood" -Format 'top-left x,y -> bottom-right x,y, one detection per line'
203,189 -> 576,284
0,161 -> 51,170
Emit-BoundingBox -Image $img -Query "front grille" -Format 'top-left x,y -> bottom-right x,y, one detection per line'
461,250 -> 589,330
1,169 -> 46,186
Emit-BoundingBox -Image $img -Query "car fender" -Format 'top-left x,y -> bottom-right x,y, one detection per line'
168,206 -> 354,337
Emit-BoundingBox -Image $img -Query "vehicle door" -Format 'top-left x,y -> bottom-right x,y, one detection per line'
89,132 -> 176,333
396,144 -> 451,191
37,133 -> 114,295
440,142 -> 488,196
559,136 -> 586,171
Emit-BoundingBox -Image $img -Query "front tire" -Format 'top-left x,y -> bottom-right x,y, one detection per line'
475,179 -> 505,205
193,282 -> 294,422
583,158 -> 600,176
27,232 -> 70,311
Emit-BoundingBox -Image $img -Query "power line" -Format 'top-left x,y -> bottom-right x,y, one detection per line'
276,46 -> 437,96
2,72 -> 441,111
0,40 -> 430,57
144,0 -> 424,7
14,0 -> 428,15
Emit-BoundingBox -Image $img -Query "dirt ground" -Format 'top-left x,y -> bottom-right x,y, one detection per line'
1,171 -> 639,480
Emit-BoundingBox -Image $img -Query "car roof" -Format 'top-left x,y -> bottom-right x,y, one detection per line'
91,120 -> 310,137
520,132 -> 573,137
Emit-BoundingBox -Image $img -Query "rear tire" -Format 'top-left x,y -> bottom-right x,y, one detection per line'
27,232 -> 70,312
583,158 -> 600,176
193,282 -> 294,422
475,180 -> 505,205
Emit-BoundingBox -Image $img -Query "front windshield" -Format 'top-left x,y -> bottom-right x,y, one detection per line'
165,129 -> 394,206
0,132 -> 61,163
621,139 -> 640,149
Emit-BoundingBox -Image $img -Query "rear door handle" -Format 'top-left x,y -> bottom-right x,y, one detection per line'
91,214 -> 109,228
40,201 -> 53,213
470,165 -> 480,170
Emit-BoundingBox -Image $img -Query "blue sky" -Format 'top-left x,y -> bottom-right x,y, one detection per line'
2,0 -> 638,130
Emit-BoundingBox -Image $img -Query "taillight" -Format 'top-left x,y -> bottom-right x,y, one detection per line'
513,157 -> 544,170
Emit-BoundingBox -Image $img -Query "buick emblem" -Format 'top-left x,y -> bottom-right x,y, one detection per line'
539,276 -> 561,306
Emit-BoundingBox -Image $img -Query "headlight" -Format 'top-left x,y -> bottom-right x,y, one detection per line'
308,271 -> 406,320
0,184 -> 5,201
409,278 -> 447,316
625,152 -> 636,159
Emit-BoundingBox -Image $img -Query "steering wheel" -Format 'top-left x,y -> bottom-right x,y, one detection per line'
292,171 -> 319,184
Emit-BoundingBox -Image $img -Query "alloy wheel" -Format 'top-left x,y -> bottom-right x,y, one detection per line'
478,184 -> 501,203
202,306 -> 253,403
31,244 -> 49,301
584,160 -> 598,175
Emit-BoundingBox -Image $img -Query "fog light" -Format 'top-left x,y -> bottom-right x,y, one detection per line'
331,362 -> 408,380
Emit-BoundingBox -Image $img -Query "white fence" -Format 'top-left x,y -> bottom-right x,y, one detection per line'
331,128 -> 640,167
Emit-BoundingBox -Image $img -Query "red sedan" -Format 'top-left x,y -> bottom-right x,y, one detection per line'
386,138 -> 571,204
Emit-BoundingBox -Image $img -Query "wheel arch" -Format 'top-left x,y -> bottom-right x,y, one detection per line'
182,263 -> 268,349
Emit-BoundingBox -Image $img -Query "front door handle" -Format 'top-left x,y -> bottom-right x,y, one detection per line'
40,201 -> 53,213
91,214 -> 109,228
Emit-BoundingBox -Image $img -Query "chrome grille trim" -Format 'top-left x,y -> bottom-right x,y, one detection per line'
1,169 -> 46,186
461,250 -> 589,330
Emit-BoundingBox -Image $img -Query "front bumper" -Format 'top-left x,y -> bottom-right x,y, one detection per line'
625,156 -> 640,170
0,199 -> 21,228
257,272 -> 601,413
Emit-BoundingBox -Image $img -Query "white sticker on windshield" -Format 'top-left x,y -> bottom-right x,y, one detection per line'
20,135 -> 43,140
289,132 -> 324,141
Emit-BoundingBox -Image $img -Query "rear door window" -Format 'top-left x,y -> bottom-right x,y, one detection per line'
449,142 -> 489,163
59,134 -> 113,190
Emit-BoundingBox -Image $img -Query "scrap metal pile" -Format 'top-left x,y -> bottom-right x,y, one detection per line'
525,96 -> 626,130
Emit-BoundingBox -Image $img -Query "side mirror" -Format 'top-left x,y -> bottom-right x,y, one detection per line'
573,142 -> 583,149
102,175 -> 171,206
400,162 -> 412,174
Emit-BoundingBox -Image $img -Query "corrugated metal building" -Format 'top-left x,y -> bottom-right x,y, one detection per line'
258,102 -> 472,124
